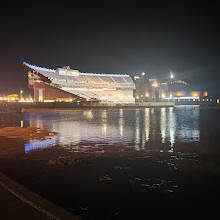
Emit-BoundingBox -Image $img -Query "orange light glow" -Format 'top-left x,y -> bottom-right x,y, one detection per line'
190,91 -> 200,97
152,82 -> 158,87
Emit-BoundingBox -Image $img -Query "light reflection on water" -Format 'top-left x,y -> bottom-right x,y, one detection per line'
25,137 -> 56,153
24,107 -> 200,153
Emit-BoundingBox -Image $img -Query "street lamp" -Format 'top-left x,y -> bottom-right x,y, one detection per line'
170,71 -> 174,79
20,90 -> 23,100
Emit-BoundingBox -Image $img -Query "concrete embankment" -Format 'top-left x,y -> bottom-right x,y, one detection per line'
20,101 -> 175,112
2,100 -> 220,113
0,171 -> 81,220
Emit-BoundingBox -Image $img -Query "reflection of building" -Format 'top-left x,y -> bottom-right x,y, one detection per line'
134,72 -> 194,102
23,62 -> 135,103
24,108 -> 200,153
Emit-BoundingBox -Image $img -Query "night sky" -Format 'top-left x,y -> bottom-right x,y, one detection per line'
1,0 -> 220,95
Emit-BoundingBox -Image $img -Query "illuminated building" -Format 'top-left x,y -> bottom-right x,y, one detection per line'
23,62 -> 135,103
134,74 -> 170,102
134,73 -> 192,102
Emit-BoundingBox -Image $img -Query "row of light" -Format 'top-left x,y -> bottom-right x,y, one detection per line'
165,96 -> 200,100
0,97 -> 33,102
136,93 -> 202,100
26,62 -> 177,81
24,61 -> 129,77
23,62 -> 56,71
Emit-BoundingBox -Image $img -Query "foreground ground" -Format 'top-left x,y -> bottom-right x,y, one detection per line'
0,186 -> 48,220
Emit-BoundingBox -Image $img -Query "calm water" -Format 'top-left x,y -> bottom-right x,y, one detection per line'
0,107 -> 220,219
14,106 -> 220,154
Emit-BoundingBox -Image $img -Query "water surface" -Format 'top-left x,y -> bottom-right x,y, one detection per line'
0,107 -> 220,219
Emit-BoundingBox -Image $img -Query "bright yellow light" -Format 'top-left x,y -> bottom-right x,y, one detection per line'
152,81 -> 158,87
190,91 -> 200,97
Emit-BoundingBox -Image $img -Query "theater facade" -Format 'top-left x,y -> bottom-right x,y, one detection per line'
23,62 -> 135,103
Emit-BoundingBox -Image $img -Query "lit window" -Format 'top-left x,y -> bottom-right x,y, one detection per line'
39,90 -> 43,102
217,99 -> 219,104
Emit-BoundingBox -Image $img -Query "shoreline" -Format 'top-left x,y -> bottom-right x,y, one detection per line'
21,102 -> 174,112
1,101 -> 220,113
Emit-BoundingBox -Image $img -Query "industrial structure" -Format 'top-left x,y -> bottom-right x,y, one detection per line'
133,72 -> 202,102
23,62 -> 135,103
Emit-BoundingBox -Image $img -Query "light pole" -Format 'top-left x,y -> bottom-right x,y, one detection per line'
170,71 -> 174,79
20,90 -> 23,101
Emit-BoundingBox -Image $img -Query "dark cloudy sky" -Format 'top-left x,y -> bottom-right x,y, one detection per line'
1,0 -> 220,95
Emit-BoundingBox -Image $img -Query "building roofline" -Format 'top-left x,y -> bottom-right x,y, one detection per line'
23,62 -> 130,77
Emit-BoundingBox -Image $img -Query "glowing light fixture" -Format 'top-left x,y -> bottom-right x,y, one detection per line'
170,71 -> 174,79
152,82 -> 158,87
